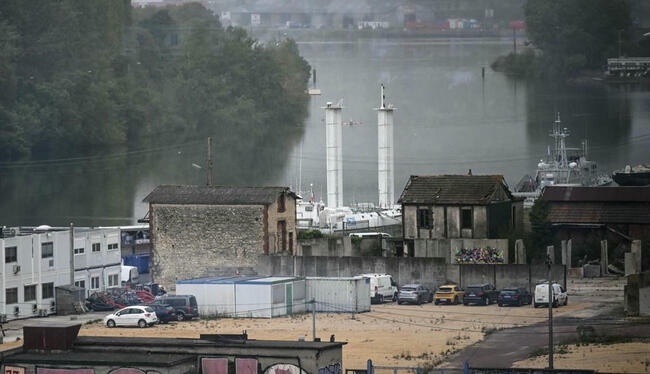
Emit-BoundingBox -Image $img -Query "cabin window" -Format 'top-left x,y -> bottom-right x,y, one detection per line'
24,285 -> 36,302
108,273 -> 119,287
42,283 -> 54,299
108,243 -> 118,250
461,208 -> 473,230
417,208 -> 432,229
75,280 -> 86,289
74,247 -> 85,255
5,246 -> 17,263
41,242 -> 54,258
92,243 -> 101,252
278,194 -> 286,213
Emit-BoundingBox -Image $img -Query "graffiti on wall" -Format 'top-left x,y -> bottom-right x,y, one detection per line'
37,369 -> 94,374
263,364 -> 308,374
318,363 -> 341,374
5,366 -> 25,374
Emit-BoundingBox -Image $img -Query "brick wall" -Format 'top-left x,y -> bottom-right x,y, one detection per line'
151,204 -> 265,291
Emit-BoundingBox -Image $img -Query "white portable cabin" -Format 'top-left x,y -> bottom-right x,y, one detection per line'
306,276 -> 370,313
176,276 -> 306,318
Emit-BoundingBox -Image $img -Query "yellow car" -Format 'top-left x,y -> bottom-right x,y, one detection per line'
433,285 -> 464,305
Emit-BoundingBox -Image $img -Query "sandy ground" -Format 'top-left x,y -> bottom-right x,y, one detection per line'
512,343 -> 650,373
73,301 -> 590,370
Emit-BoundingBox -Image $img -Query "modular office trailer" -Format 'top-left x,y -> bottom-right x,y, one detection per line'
306,277 -> 371,313
176,276 -> 306,318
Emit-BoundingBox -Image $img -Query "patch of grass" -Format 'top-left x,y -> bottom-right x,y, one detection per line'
84,319 -> 102,325
530,344 -> 569,358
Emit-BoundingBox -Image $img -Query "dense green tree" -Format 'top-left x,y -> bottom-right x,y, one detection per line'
524,0 -> 631,74
0,1 -> 310,163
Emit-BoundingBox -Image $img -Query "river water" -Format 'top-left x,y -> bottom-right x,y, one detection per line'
1,38 -> 649,226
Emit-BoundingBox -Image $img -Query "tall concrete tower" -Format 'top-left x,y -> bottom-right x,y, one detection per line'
376,84 -> 395,209
324,101 -> 343,208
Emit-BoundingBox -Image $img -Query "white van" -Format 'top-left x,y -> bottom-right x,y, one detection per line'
361,273 -> 398,303
534,282 -> 567,308
121,265 -> 139,284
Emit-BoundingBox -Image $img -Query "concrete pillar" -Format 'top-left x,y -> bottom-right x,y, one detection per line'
601,240 -> 609,275
515,239 -> 526,264
625,253 -> 638,276
567,239 -> 572,268
547,245 -> 555,264
632,240 -> 642,274
561,240 -> 568,266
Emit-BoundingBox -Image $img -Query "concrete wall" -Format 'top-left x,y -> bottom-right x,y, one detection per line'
626,271 -> 650,316
413,238 -> 508,264
151,204 -> 266,291
257,256 -> 566,292
298,237 -> 354,256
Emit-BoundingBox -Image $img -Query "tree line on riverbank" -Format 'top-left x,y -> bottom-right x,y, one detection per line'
492,0 -> 649,78
0,1 -> 310,162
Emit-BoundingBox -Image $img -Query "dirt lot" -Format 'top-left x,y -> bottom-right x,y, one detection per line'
76,300 -> 591,370
512,343 -> 650,373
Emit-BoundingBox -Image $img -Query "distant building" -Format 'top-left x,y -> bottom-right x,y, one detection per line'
0,227 -> 121,320
143,185 -> 298,291
399,175 -> 523,243
2,324 -> 345,374
541,186 -> 650,239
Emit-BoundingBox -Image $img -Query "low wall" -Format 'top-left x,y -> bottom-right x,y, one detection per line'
257,256 -> 566,292
298,237 -> 353,256
413,238 -> 509,264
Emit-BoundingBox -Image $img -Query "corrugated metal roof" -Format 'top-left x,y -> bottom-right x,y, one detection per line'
176,276 -> 303,285
541,186 -> 650,202
398,175 -> 513,205
143,185 -> 296,205
547,202 -> 650,224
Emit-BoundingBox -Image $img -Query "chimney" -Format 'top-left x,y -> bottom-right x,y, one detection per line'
376,84 -> 396,209
23,323 -> 81,351
323,101 -> 343,208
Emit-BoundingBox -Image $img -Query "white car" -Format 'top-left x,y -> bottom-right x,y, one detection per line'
533,282 -> 568,308
104,306 -> 158,328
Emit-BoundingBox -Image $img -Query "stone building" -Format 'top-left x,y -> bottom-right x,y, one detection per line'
143,185 -> 298,291
399,174 -> 523,241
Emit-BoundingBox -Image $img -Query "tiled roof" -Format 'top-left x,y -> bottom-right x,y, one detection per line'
546,202 -> 650,224
398,175 -> 512,205
143,185 -> 295,205
541,186 -> 650,202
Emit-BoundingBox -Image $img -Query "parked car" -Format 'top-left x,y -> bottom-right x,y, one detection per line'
434,284 -> 464,305
534,282 -> 568,308
104,306 -> 157,328
497,287 -> 532,307
152,295 -> 199,320
397,284 -> 432,305
463,284 -> 499,306
150,303 -> 177,324
361,273 -> 398,303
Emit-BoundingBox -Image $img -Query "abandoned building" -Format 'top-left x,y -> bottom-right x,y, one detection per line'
541,186 -> 650,240
143,185 -> 298,291
1,323 -> 344,374
400,175 -> 522,240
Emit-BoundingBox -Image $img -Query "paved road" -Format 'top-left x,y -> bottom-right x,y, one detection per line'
441,278 -> 646,368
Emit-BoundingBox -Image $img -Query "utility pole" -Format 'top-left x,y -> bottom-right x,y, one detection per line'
311,298 -> 316,341
69,223 -> 75,286
547,255 -> 554,369
206,137 -> 213,186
